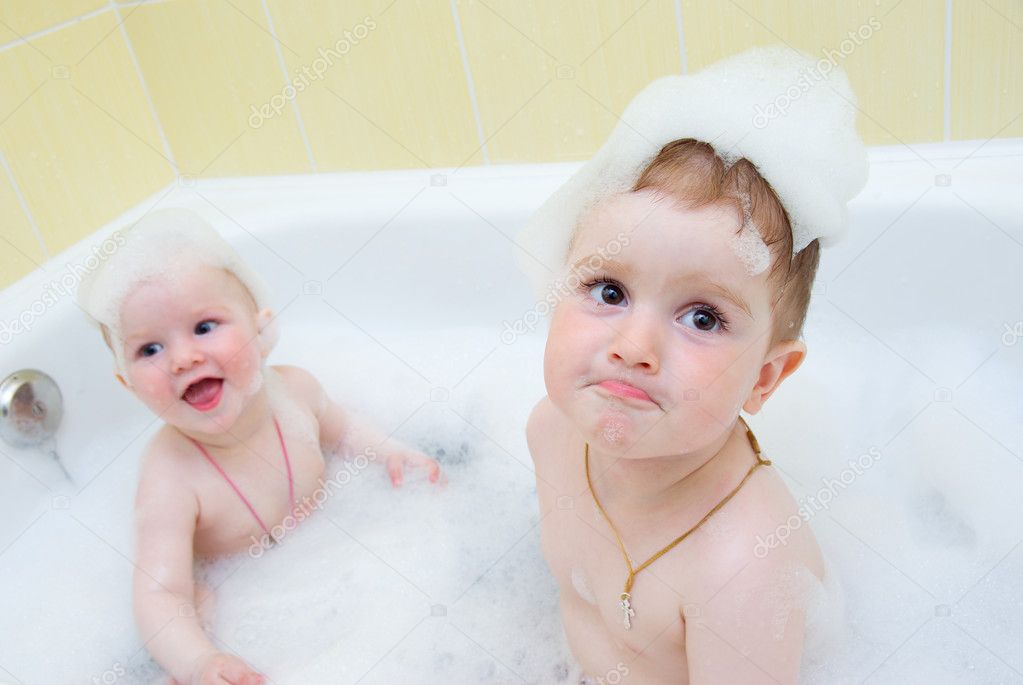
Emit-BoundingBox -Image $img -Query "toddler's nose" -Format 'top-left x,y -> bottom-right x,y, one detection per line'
171,345 -> 204,373
607,312 -> 660,373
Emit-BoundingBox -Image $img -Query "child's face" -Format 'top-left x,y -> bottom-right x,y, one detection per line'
544,189 -> 781,459
117,265 -> 270,436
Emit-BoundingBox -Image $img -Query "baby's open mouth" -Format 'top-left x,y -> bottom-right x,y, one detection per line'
182,377 -> 224,411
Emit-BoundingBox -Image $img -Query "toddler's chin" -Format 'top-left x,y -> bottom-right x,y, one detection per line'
578,407 -> 644,455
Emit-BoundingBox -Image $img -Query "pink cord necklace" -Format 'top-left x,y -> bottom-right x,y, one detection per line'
190,417 -> 296,543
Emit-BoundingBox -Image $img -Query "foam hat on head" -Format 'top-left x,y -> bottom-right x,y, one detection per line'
516,45 -> 869,294
75,208 -> 278,374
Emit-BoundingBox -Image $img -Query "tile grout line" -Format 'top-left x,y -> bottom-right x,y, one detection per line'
0,149 -> 49,260
0,5 -> 113,54
944,0 -> 953,141
111,1 -> 179,175
260,0 -> 317,173
674,0 -> 688,74
449,0 -> 490,164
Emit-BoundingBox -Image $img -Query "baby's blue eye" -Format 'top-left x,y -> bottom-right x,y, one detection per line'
139,342 -> 163,358
195,320 -> 218,335
587,282 -> 627,306
679,307 -> 723,332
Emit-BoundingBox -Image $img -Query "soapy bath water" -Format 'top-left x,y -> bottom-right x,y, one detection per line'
1,296 -> 1021,684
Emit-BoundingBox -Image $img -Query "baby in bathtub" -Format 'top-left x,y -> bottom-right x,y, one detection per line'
76,209 -> 441,685
521,48 -> 866,684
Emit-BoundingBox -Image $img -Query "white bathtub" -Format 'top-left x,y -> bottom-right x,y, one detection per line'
1,139 -> 1021,684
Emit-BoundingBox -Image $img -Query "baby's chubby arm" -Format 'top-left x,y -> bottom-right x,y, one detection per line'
132,442 -> 264,684
275,365 -> 441,486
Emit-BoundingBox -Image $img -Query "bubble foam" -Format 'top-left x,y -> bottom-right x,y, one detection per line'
75,208 -> 278,373
517,45 -> 869,296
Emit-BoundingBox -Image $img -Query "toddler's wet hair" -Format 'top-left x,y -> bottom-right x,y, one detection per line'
632,138 -> 820,345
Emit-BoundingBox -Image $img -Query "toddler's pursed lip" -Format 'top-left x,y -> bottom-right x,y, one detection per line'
595,380 -> 655,404
182,377 -> 224,412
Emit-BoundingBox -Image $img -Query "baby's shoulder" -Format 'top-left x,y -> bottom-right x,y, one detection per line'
269,364 -> 326,413
685,465 -> 824,592
525,396 -> 569,464
139,424 -> 196,470
271,363 -> 323,395
526,397 -> 581,496
134,426 -> 200,511
678,470 -> 828,682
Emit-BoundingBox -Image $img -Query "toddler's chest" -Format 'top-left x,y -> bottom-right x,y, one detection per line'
191,430 -> 326,556
542,496 -> 693,653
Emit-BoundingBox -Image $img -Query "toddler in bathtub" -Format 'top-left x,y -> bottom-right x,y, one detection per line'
76,209 -> 441,685
521,48 -> 867,684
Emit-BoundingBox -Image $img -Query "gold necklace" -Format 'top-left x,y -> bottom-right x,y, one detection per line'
584,416 -> 771,630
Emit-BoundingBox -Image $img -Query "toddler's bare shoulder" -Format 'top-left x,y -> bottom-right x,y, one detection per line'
526,396 -> 567,465
685,469 -> 821,592
271,364 -> 327,411
134,426 -> 200,511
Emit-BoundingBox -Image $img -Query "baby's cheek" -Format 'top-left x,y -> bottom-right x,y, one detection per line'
226,336 -> 264,391
545,310 -> 593,386
549,303 -> 602,353
233,346 -> 256,372
131,367 -> 164,396
672,355 -> 751,425
133,374 -> 175,415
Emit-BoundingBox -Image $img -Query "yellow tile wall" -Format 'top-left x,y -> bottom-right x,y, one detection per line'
0,0 -> 1019,291
681,0 -> 945,145
268,0 -> 483,170
0,170 -> 45,287
0,0 -> 107,44
123,0 -> 310,177
952,0 -> 1023,140
0,10 -> 174,262
457,0 -> 681,162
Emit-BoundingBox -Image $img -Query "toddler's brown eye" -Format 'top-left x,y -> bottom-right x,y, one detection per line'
692,309 -> 716,330
680,307 -> 722,332
587,282 -> 625,306
601,284 -> 624,305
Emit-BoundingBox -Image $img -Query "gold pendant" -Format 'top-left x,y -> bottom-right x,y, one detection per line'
619,592 -> 635,630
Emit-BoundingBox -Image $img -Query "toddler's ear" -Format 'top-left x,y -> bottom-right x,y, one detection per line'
256,308 -> 278,357
742,340 -> 806,414
114,371 -> 138,397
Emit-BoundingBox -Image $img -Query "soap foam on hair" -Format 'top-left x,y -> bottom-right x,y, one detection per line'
517,46 -> 869,298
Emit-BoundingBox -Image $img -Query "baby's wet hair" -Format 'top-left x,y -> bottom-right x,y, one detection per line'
631,138 -> 820,346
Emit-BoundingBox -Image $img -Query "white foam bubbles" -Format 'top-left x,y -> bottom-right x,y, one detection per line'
732,216 -> 772,277
75,208 -> 278,373
5,318 -> 1020,682
732,193 -> 773,276
517,46 -> 868,297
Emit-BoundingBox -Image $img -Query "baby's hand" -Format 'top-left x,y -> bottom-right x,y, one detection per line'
385,448 -> 442,487
187,652 -> 265,685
